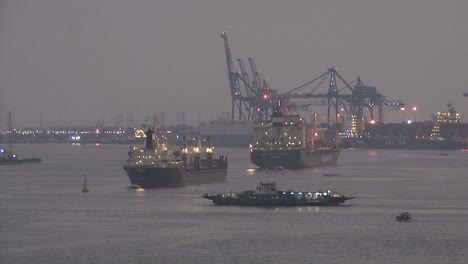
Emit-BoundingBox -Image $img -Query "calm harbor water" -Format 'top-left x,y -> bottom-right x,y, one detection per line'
1,144 -> 467,264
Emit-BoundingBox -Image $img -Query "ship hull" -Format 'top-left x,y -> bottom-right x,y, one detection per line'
0,158 -> 42,165
250,148 -> 340,169
203,194 -> 351,206
123,166 -> 227,188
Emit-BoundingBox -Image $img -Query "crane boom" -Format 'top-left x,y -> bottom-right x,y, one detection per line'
237,58 -> 252,97
221,31 -> 240,99
221,31 -> 247,120
248,58 -> 263,91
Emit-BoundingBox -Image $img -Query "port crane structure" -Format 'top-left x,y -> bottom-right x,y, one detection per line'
221,31 -> 277,122
281,68 -> 405,126
221,31 -> 403,126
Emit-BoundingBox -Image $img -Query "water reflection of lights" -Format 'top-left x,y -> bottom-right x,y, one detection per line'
135,187 -> 145,196
246,168 -> 256,175
187,185 -> 208,192
367,150 -> 378,156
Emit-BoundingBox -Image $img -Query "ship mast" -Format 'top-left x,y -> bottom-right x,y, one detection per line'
8,111 -> 13,155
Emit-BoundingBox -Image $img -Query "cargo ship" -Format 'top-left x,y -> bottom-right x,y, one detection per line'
249,102 -> 340,169
202,181 -> 353,206
123,129 -> 228,188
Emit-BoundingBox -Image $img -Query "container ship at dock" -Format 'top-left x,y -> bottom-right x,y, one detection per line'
123,129 -> 228,188
340,102 -> 468,150
249,102 -> 340,169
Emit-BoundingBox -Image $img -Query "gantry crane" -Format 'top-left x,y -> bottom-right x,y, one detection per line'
221,32 -> 403,127
221,31 -> 278,121
282,68 -> 404,126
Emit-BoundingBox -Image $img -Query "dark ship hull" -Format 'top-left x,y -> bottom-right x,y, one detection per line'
203,194 -> 351,206
0,158 -> 42,165
123,166 -> 227,187
250,148 -> 340,169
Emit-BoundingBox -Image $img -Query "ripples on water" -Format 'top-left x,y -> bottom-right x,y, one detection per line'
1,144 -> 467,264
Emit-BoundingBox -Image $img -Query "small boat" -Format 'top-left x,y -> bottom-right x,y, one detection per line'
395,212 -> 412,221
82,176 -> 89,193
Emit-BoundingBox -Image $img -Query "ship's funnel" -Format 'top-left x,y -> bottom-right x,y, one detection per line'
145,129 -> 154,149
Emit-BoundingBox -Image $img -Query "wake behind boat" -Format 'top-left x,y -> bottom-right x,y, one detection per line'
203,181 -> 354,206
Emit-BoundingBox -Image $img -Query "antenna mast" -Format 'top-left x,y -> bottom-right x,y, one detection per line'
8,111 -> 13,154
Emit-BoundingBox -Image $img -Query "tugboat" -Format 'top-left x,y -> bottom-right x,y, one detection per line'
123,126 -> 228,188
250,101 -> 340,169
0,111 -> 41,165
203,181 -> 353,206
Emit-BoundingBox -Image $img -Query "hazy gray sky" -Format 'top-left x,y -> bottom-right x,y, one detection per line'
1,0 -> 467,128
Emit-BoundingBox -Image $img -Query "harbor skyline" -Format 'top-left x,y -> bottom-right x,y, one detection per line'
1,0 -> 468,128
